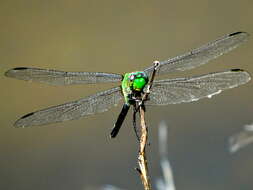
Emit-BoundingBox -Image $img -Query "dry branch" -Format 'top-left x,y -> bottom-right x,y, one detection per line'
136,61 -> 160,190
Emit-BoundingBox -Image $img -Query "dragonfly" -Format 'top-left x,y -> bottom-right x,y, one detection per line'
5,31 -> 251,138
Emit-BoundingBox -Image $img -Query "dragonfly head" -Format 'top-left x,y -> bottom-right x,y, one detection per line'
128,72 -> 149,91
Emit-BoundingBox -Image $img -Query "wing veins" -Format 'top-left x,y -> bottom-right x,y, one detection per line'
5,67 -> 123,85
148,69 -> 251,105
14,87 -> 123,127
144,32 -> 249,76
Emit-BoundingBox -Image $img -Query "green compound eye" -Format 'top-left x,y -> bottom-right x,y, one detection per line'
133,78 -> 147,91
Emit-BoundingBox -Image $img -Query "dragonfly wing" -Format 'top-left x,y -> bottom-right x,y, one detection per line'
5,67 -> 123,85
144,32 -> 249,76
147,69 -> 251,105
14,87 -> 123,127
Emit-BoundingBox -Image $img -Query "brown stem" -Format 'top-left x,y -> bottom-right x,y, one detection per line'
136,61 -> 160,190
142,61 -> 160,102
137,104 -> 151,190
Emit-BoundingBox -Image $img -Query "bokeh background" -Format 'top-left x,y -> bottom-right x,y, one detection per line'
1,1 -> 253,190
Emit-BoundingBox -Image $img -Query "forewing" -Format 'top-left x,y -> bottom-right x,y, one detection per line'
144,32 -> 249,76
5,67 -> 123,85
14,87 -> 123,127
147,69 -> 251,105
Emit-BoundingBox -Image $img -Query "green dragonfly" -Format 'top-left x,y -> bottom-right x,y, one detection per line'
5,32 -> 251,138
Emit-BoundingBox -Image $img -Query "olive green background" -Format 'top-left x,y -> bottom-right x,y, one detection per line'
1,0 -> 253,190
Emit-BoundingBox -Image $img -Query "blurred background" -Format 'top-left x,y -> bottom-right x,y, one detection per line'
1,0 -> 253,189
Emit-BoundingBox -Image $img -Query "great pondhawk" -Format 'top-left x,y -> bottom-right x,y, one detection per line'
5,32 -> 251,138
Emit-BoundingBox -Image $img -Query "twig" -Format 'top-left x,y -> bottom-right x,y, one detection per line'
142,61 -> 160,102
136,61 -> 160,190
138,104 -> 151,190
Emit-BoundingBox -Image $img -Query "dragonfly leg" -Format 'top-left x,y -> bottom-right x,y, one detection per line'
133,104 -> 141,142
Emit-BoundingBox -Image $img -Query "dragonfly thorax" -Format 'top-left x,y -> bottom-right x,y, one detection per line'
121,71 -> 149,105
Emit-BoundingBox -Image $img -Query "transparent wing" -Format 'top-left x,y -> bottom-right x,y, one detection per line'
5,67 -> 123,85
147,69 -> 251,105
144,32 -> 249,76
14,87 -> 123,127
